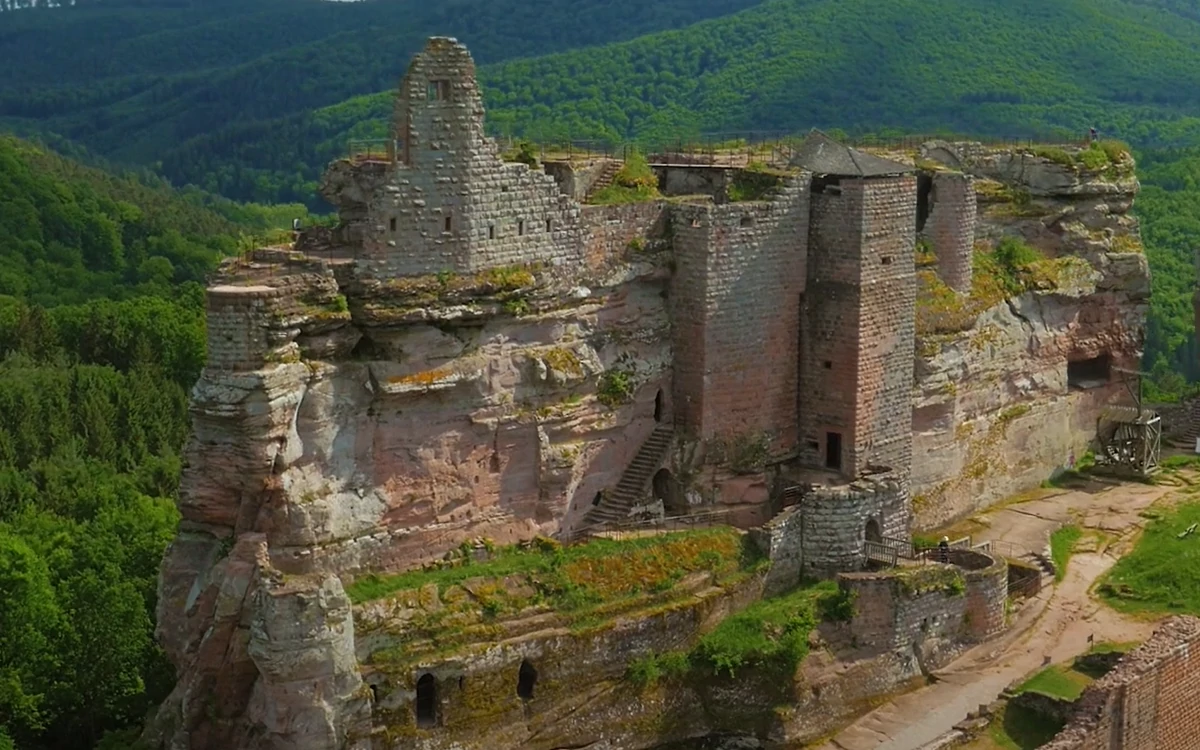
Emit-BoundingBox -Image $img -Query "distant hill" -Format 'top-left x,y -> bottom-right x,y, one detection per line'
10,0 -> 1200,206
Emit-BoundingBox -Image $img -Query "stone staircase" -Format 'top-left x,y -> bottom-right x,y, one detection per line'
583,160 -> 623,202
584,425 -> 674,526
1181,400 -> 1200,448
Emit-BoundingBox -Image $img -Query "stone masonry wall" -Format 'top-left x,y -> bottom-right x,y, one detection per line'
799,176 -> 917,479
947,548 -> 1008,641
925,171 -> 976,293
668,179 -> 808,449
839,569 -> 968,656
751,474 -> 908,585
580,201 -> 669,273
353,38 -> 583,276
205,286 -> 281,371
1041,616 -> 1200,750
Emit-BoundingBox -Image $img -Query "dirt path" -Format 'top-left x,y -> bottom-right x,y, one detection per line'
813,476 -> 1180,750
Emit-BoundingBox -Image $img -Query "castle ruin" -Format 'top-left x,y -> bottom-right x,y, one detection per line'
151,37 -> 1151,750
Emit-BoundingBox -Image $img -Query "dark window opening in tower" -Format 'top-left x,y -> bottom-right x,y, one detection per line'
916,173 -> 934,233
415,673 -> 437,727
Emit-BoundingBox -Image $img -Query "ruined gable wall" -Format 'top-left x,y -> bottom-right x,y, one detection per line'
1041,617 -> 1200,750
924,171 -> 976,293
668,179 -> 808,448
358,38 -> 582,277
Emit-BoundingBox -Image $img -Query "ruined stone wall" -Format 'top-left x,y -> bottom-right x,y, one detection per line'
751,474 -> 908,584
205,286 -> 278,371
925,171 -> 976,293
669,180 -> 808,449
839,569 -> 968,654
580,201 -> 669,273
800,176 -> 917,479
656,164 -> 733,200
349,38 -> 584,277
1041,617 -> 1200,750
836,550 -> 1004,662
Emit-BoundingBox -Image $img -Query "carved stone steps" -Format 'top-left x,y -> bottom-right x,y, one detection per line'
583,424 -> 674,526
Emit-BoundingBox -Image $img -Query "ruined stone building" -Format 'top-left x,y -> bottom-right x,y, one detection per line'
149,37 -> 1151,750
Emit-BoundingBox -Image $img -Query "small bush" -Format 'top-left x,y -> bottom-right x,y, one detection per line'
597,368 -> 634,408
1031,146 -> 1075,167
1077,143 -> 1110,170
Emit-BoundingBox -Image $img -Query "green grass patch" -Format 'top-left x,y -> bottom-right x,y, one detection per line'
346,527 -> 757,605
588,150 -> 662,205
1160,453 -> 1200,471
1098,501 -> 1200,615
986,703 -> 1066,750
1015,664 -> 1093,701
1050,525 -> 1082,582
691,580 -> 847,677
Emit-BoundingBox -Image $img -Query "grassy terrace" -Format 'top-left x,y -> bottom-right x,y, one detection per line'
1099,501 -> 1200,615
347,527 -> 759,606
354,528 -> 777,672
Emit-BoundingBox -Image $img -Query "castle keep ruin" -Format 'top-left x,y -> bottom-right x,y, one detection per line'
150,37 -> 1151,750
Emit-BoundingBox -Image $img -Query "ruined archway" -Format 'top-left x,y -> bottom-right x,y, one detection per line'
865,518 -> 882,543
517,660 -> 537,700
652,468 -> 686,514
415,673 -> 437,727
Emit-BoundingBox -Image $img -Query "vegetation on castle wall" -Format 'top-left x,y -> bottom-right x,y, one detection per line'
726,165 -> 784,202
597,367 -> 635,408
589,151 -> 662,205
692,579 -> 844,677
915,238 -> 1093,337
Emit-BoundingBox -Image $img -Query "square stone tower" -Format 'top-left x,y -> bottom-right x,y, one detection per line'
350,37 -> 583,276
793,132 -> 918,481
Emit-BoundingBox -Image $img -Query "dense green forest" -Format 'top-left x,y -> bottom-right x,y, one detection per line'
13,0 -> 1200,204
0,135 -> 303,750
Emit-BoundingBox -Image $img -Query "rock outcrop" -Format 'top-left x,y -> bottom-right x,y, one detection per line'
910,141 -> 1149,526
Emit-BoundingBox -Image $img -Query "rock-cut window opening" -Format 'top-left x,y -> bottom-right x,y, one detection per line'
415,673 -> 437,727
1067,354 -> 1112,390
517,659 -> 537,700
654,389 -> 664,422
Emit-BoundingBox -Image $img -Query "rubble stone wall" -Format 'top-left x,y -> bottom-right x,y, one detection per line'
1041,617 -> 1200,750
353,38 -> 584,277
925,171 -> 976,293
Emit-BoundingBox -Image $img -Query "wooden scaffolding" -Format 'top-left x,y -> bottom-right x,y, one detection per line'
1093,367 -> 1161,477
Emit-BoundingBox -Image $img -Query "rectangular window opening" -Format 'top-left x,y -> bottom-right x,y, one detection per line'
822,360 -> 832,370
740,215 -> 754,227
444,215 -> 452,233
545,218 -> 553,233
518,219 -> 525,236
881,256 -> 893,265
488,225 -> 495,240
1067,354 -> 1112,390
825,431 -> 843,471
427,80 -> 450,101
389,217 -> 397,232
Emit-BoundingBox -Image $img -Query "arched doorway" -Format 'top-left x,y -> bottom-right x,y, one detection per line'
865,518 -> 882,543
415,673 -> 437,727
517,660 -> 537,700
652,468 -> 686,514
654,390 -> 664,422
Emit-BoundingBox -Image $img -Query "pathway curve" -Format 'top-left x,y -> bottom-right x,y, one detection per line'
814,476 -> 1182,750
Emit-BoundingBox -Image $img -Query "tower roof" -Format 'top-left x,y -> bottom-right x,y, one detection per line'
791,130 -> 913,177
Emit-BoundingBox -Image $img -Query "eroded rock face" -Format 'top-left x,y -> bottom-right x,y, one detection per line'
911,142 -> 1149,527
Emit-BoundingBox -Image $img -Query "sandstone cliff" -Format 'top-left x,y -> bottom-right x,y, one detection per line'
910,142 -> 1149,527
148,138 -> 1147,750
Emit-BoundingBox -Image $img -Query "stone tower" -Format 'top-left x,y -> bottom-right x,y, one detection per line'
793,132 -> 918,482
346,37 -> 583,277
922,171 -> 976,294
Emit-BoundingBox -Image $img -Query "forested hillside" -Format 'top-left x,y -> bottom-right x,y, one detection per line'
12,0 -> 1200,205
0,136 -> 300,750
0,0 -> 762,202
